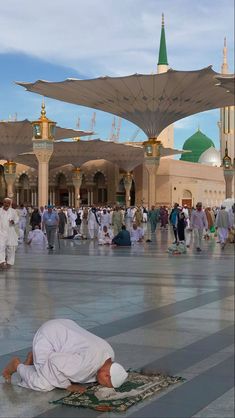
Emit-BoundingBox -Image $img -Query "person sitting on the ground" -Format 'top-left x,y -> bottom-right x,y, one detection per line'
27,225 -> 47,246
2,319 -> 128,392
98,225 -> 113,245
130,223 -> 144,243
112,225 -> 131,246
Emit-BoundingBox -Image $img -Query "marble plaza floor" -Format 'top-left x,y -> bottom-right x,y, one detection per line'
0,230 -> 234,418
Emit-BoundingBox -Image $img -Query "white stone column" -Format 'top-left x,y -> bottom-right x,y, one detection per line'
87,190 -> 90,206
72,168 -> 83,208
123,172 -> 133,207
34,147 -> 53,207
224,168 -> 234,199
16,189 -> 19,205
4,162 -> 17,199
52,188 -> 56,206
31,189 -> 34,206
143,139 -> 162,207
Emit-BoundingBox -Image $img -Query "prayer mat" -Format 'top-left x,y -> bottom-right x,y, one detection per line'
52,371 -> 185,412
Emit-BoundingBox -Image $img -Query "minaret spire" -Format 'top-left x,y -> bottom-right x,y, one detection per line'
221,36 -> 229,74
157,13 -> 169,74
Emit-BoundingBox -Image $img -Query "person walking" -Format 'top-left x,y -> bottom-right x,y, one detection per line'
30,208 -> 41,230
148,205 -> 159,233
42,206 -> 59,250
0,198 -> 19,269
191,202 -> 208,252
58,208 -> 67,237
169,203 -> 180,243
215,205 -> 232,249
88,206 -> 100,239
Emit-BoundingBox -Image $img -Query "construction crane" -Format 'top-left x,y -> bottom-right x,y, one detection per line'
76,116 -> 80,129
73,116 -> 81,141
88,112 -> 96,140
109,116 -> 122,142
130,128 -> 140,141
115,117 -> 122,142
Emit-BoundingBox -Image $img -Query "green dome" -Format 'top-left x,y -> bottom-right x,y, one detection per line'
180,129 -> 215,163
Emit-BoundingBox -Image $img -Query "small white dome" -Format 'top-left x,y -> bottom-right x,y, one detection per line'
198,146 -> 221,166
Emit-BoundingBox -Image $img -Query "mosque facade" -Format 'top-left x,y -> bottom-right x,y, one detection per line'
0,19 -> 233,209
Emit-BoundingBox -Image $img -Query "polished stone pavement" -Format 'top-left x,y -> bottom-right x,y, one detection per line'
0,230 -> 234,418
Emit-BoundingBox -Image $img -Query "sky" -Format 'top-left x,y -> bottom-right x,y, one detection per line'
0,0 -> 234,151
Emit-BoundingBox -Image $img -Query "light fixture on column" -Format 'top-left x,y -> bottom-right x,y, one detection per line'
222,142 -> 232,169
4,160 -> 16,174
222,142 -> 234,199
142,138 -> 162,158
32,101 -> 56,140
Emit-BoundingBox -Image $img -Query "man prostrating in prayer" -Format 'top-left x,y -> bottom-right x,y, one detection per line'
2,319 -> 128,392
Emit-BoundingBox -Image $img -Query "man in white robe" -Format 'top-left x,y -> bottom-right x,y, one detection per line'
0,198 -> 19,269
2,319 -> 128,392
98,225 -> 113,245
130,223 -> 144,243
88,207 -> 100,239
27,225 -> 47,247
100,209 -> 110,229
215,205 -> 232,249
18,204 -> 28,236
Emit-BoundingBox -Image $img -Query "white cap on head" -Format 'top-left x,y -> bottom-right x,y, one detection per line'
110,362 -> 128,388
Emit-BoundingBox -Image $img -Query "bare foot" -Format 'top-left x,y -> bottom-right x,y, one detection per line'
0,263 -> 7,270
66,384 -> 87,394
2,357 -> 21,382
24,351 -> 34,366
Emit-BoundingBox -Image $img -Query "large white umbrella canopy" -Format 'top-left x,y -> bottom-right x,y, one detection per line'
0,119 -> 92,161
15,139 -> 185,172
17,67 -> 234,138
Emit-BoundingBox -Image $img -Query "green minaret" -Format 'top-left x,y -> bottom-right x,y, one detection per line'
158,13 -> 168,65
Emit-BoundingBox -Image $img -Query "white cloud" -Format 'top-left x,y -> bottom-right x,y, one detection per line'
0,0 -> 234,76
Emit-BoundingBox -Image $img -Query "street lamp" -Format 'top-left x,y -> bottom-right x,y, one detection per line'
222,142 -> 234,199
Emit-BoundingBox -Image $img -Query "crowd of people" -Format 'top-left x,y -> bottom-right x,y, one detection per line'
0,198 -> 234,269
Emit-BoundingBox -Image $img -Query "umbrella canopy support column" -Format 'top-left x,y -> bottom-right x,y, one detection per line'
123,172 -> 133,208
222,142 -> 234,199
72,167 -> 83,208
4,161 -> 17,199
224,169 -> 234,199
143,139 -> 162,207
31,103 -> 56,207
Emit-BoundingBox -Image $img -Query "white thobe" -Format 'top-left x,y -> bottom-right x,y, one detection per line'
17,319 -> 114,392
28,229 -> 47,246
130,227 -> 144,242
215,209 -> 231,244
88,211 -> 99,238
98,228 -> 113,245
0,208 -> 19,265
100,213 -> 110,228
18,207 -> 28,231
67,210 -> 77,236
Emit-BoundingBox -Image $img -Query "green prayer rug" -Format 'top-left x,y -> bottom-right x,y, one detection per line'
52,371 -> 185,412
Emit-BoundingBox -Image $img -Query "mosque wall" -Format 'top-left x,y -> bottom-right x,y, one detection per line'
0,157 -> 226,209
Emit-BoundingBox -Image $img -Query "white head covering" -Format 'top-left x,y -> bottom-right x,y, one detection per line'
110,362 -> 128,388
